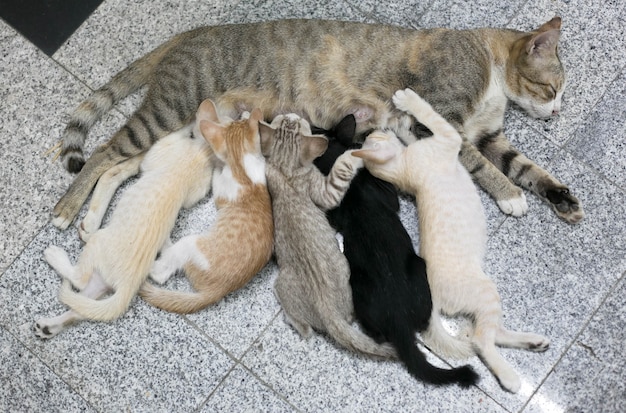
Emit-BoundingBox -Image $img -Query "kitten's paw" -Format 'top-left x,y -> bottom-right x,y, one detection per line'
392,88 -> 422,112
78,213 -> 100,242
497,192 -> 528,217
545,187 -> 585,224
499,371 -> 522,393
346,150 -> 364,169
44,246 -> 68,271
33,318 -> 63,339
150,260 -> 175,284
51,215 -> 73,230
526,335 -> 550,352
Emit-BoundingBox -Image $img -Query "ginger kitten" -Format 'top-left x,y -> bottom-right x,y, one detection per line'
139,109 -> 273,313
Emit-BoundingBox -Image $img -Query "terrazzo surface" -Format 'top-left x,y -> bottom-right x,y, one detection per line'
0,0 -> 624,412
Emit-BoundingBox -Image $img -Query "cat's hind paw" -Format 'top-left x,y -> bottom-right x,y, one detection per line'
33,318 -> 63,339
546,187 -> 585,224
150,259 -> 175,284
497,193 -> 529,217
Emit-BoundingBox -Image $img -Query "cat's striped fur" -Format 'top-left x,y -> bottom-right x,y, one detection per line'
264,114 -> 395,359
52,17 -> 583,228
353,89 -> 550,393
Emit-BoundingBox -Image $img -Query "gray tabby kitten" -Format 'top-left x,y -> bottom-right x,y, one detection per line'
52,17 -> 583,229
262,113 -> 394,358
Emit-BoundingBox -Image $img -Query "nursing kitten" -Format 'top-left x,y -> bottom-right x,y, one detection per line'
313,115 -> 478,387
353,89 -> 550,393
52,17 -> 584,231
33,100 -> 219,338
139,109 -> 273,313
264,113 -> 394,358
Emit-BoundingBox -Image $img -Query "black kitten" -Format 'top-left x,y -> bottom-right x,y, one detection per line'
313,116 -> 478,387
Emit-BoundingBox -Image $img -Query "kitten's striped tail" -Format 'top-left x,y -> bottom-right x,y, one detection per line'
138,282 -> 225,314
58,31 -> 191,172
324,316 -> 397,359
422,309 -> 474,359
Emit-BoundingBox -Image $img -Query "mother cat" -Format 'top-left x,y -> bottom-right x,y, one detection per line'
52,17 -> 583,228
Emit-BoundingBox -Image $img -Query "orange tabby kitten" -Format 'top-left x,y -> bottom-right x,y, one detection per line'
139,109 -> 273,314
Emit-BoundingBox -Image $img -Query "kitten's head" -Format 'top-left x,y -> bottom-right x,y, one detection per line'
312,115 -> 357,176
261,113 -> 329,174
505,17 -> 565,119
352,130 -> 405,187
199,108 -> 267,184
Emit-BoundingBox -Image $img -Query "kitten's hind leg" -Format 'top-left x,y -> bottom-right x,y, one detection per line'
150,235 -> 200,284
472,325 -> 521,393
44,246 -> 86,290
79,154 -> 144,241
34,274 -> 110,339
496,327 -> 550,352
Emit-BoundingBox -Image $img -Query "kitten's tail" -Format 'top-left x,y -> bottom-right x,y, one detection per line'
59,278 -> 136,322
389,324 -> 479,387
422,309 -> 474,359
58,29 -> 195,173
138,282 -> 225,314
324,316 -> 397,359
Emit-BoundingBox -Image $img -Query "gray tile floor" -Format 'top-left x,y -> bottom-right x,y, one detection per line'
1,0 -> 624,411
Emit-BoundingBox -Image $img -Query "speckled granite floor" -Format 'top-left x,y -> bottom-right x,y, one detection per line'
0,1 -> 624,412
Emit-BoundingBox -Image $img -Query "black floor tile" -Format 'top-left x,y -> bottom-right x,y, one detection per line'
0,0 -> 104,56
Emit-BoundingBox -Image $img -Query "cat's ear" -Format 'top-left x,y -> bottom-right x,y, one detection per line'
301,135 -> 328,164
258,121 -> 275,156
199,120 -> 226,156
196,99 -> 220,123
536,16 -> 561,32
333,115 -> 356,146
351,135 -> 397,164
526,29 -> 560,56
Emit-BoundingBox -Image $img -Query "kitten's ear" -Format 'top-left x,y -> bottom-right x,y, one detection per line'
526,29 -> 560,56
334,115 -> 356,146
196,99 -> 220,123
301,135 -> 328,164
199,120 -> 226,156
258,121 -> 275,156
351,138 -> 397,164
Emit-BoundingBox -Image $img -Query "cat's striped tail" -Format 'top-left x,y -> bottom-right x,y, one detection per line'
58,31 -> 192,172
138,282 -> 226,314
324,315 -> 397,359
422,309 -> 474,359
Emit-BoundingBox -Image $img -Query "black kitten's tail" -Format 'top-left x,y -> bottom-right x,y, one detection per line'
390,326 -> 479,387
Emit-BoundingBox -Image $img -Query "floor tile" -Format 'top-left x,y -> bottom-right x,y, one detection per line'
242,318 -> 505,413
200,364 -> 296,412
523,275 -> 626,413
0,327 -> 94,412
418,0 -> 525,29
0,19 -> 126,275
0,224 -> 235,412
344,0 -> 429,27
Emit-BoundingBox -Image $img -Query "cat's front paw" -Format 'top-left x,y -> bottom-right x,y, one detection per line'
392,88 -> 422,113
496,192 -> 529,217
33,318 -> 63,339
545,187 -> 584,224
78,213 -> 101,242
150,259 -> 175,284
345,150 -> 364,170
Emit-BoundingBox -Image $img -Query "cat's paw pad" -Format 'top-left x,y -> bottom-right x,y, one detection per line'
499,371 -> 521,393
526,335 -> 550,352
33,318 -> 62,339
546,187 -> 584,224
497,193 -> 528,217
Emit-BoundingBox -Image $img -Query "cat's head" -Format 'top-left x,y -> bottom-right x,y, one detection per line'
261,113 -> 329,173
199,107 -> 267,184
352,129 -> 405,187
505,17 -> 565,119
312,115 -> 358,176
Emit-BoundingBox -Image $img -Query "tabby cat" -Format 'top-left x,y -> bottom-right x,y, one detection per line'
353,89 -> 550,393
264,113 -> 394,358
33,100 -> 218,338
313,115 -> 478,387
139,109 -> 274,314
51,17 -> 583,231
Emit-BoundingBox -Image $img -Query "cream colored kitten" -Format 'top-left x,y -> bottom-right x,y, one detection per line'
33,100 -> 220,338
353,88 -> 550,393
